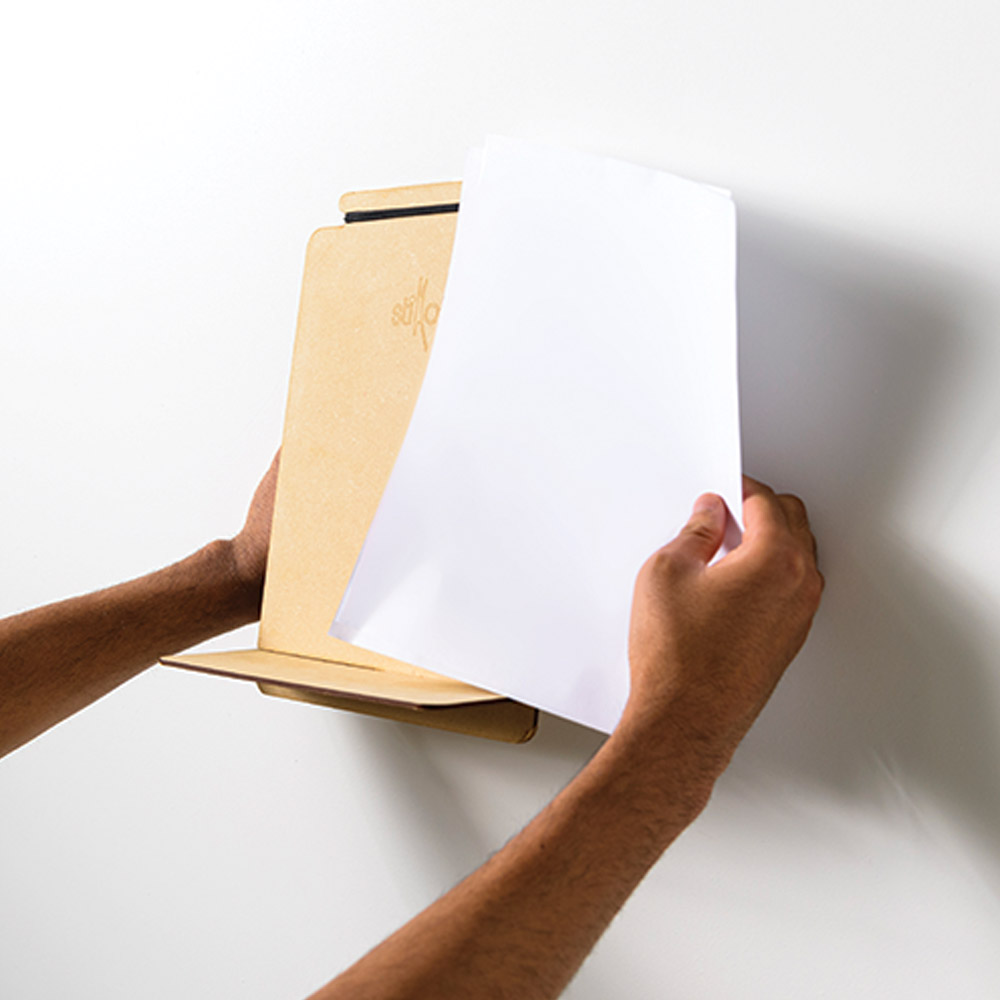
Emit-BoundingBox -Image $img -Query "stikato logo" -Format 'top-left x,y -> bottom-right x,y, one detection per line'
391,276 -> 440,351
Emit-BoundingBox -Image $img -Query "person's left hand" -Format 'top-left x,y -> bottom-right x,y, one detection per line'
229,450 -> 280,607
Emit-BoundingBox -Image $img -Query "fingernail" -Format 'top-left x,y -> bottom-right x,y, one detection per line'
693,494 -> 722,515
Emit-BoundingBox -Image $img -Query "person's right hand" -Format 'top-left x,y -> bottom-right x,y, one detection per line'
620,477 -> 823,782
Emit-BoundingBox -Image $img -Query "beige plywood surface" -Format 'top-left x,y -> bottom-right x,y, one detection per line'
257,682 -> 538,743
259,209 -> 460,677
165,185 -> 537,740
162,649 -> 502,706
339,181 -> 461,214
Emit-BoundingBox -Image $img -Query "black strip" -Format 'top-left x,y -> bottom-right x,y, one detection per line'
344,202 -> 460,224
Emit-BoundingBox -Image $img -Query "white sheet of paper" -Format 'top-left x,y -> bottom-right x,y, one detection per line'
331,136 -> 742,733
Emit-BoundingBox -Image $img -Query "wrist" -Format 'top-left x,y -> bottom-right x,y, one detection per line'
199,538 -> 264,626
609,702 -> 725,814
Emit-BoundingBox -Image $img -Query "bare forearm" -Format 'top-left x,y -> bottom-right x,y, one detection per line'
0,539 -> 259,758
310,715 -> 715,1000
311,482 -> 821,1000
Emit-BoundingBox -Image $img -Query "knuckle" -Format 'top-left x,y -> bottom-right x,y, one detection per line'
782,492 -> 807,515
684,520 -> 719,546
793,562 -> 825,614
779,493 -> 810,528
767,538 -> 812,586
646,544 -> 689,584
646,546 -> 677,577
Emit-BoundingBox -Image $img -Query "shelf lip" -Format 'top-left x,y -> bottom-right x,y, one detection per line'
338,181 -> 462,216
159,647 -> 512,709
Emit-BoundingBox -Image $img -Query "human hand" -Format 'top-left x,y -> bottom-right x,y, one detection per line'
228,450 -> 280,612
620,477 -> 823,779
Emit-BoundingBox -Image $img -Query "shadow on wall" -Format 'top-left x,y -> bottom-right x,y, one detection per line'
337,205 -> 1000,895
732,206 -> 1000,882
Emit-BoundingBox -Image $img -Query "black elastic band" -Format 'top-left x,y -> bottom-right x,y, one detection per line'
344,202 -> 460,224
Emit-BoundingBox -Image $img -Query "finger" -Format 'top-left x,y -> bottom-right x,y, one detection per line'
777,493 -> 809,532
742,474 -> 775,500
776,493 -> 820,563
669,493 -> 728,566
741,477 -> 789,541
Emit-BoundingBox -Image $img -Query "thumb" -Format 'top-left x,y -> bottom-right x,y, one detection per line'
673,493 -> 727,566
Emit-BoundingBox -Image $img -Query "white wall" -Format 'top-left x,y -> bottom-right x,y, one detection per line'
2,2 -> 999,996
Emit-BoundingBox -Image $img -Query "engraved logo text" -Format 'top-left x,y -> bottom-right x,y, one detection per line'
392,276 -> 440,351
